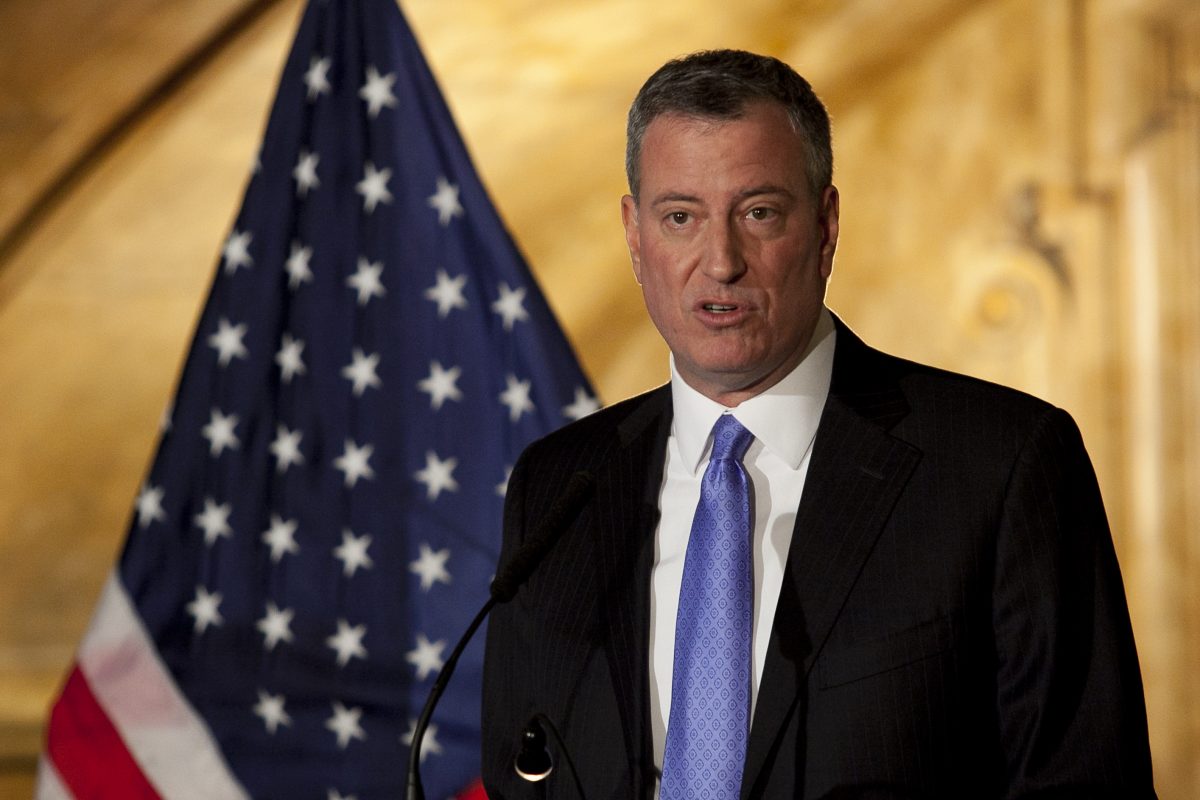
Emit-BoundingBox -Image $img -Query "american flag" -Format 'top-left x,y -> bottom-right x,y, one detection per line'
37,0 -> 596,797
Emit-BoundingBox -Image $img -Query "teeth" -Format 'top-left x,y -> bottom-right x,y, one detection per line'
705,304 -> 736,312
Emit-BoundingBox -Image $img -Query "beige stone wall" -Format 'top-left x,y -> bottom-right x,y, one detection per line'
2,0 -> 1197,795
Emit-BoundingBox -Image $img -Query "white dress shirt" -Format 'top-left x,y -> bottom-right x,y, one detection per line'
649,308 -> 836,784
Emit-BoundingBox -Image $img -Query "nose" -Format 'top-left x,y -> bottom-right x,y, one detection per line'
700,219 -> 747,283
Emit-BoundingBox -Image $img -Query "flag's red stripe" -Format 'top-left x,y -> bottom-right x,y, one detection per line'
46,665 -> 162,799
455,777 -> 488,799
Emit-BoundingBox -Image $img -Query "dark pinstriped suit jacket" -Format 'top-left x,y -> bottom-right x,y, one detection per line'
482,319 -> 1155,799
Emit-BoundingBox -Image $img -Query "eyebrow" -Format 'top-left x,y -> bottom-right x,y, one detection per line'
736,184 -> 794,201
648,185 -> 795,208
648,192 -> 701,207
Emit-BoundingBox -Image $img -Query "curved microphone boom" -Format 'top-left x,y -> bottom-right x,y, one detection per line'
405,470 -> 595,800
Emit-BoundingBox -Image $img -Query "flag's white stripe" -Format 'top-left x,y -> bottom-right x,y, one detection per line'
77,573 -> 249,799
34,756 -> 72,800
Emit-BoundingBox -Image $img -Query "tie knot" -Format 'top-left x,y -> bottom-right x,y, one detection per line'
709,415 -> 754,464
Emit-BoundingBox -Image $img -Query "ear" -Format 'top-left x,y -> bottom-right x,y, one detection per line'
620,195 -> 643,284
817,185 -> 840,280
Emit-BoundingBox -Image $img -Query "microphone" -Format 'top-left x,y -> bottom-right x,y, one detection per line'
405,470 -> 595,800
515,713 -> 588,799
514,718 -> 553,781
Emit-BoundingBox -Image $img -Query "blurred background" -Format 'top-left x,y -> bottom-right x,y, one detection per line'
1,0 -> 1197,795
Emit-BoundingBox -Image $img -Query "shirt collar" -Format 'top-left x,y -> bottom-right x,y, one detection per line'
669,308 -> 836,474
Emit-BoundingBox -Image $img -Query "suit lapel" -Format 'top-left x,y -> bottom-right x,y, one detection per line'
592,388 -> 672,792
742,323 -> 922,797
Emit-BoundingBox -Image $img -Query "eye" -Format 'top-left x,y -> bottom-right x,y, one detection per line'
747,207 -> 776,221
668,211 -> 690,226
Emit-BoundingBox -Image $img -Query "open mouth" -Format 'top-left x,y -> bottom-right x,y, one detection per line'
703,303 -> 737,313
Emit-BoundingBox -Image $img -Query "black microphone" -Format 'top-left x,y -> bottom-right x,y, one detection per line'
405,470 -> 595,800
515,713 -> 588,799
514,718 -> 553,781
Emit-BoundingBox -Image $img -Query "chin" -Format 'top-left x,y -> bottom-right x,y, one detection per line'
688,361 -> 763,391
695,350 -> 764,378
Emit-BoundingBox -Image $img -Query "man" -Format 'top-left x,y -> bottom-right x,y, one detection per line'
482,50 -> 1154,798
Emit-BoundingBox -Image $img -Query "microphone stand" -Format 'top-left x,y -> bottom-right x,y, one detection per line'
405,470 -> 595,800
405,597 -> 494,800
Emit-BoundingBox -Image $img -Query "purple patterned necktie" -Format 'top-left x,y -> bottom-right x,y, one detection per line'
661,414 -> 755,799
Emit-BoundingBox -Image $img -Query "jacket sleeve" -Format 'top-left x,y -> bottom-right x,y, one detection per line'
991,407 -> 1155,797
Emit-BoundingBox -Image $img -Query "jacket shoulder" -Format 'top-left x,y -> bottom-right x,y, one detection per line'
517,384 -> 670,472
840,330 -> 1062,435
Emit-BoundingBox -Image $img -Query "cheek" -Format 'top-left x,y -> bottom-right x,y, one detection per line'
639,277 -> 693,347
778,249 -> 826,298
641,276 -> 677,324
638,254 -> 684,306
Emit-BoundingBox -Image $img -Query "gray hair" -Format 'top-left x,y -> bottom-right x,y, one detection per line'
625,49 -> 832,200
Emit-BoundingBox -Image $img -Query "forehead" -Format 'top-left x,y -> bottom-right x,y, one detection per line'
638,102 -> 806,193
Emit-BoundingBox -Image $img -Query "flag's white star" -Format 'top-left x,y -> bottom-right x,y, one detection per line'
358,65 -> 397,119
275,334 -> 307,383
402,718 -> 443,763
222,229 -> 254,274
326,619 -> 368,667
194,497 -> 233,546
355,161 -> 393,213
427,176 -> 464,226
563,386 -> 600,420
424,269 -> 468,317
492,282 -> 529,331
304,55 -> 332,100
327,791 -> 357,800
346,257 -> 386,306
326,701 -> 366,749
292,149 -> 320,197
135,483 -> 166,528
406,633 -> 447,681
285,241 -> 314,290
208,317 -> 249,367
159,403 -> 173,433
201,408 -> 240,456
256,601 -> 295,650
186,586 -> 223,633
417,361 -> 462,411
414,451 -> 459,501
496,465 -> 513,497
261,513 -> 299,562
334,439 -> 375,487
333,529 -> 374,577
499,374 -> 535,423
269,424 -> 305,473
409,543 -> 451,591
342,348 -> 382,397
253,690 -> 292,734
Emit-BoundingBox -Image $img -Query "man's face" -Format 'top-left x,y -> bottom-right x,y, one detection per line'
621,101 -> 839,406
